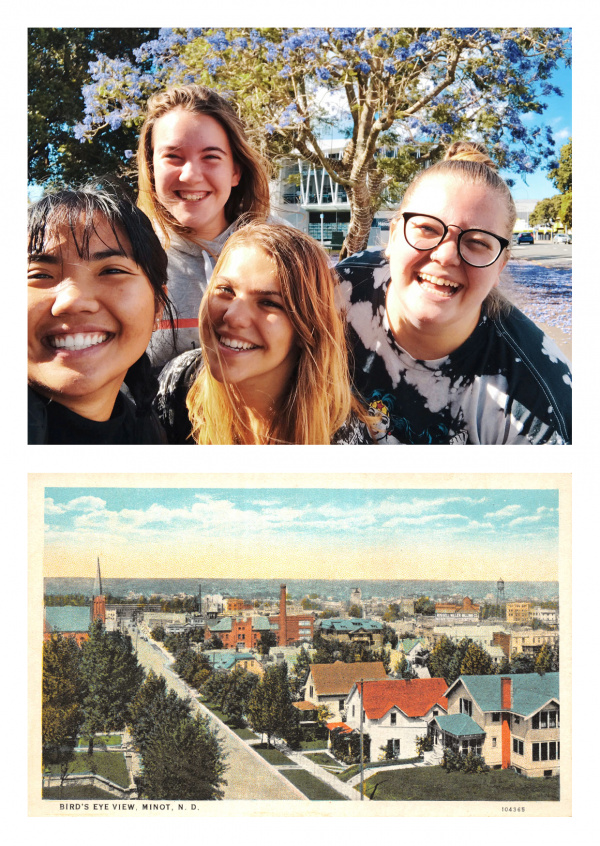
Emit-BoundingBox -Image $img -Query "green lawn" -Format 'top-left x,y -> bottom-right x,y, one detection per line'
46,752 -> 130,788
281,768 -> 348,801
252,744 -> 296,766
43,785 -> 116,800
77,735 -> 122,748
305,752 -> 342,768
361,766 -> 560,801
337,757 -> 421,782
199,700 -> 257,739
297,738 -> 329,750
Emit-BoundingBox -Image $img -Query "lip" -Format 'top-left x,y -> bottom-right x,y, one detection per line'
41,328 -> 115,354
416,271 -> 463,299
175,190 -> 211,202
217,333 -> 262,352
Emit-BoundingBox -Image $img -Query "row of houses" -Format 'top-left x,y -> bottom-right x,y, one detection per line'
296,660 -> 559,778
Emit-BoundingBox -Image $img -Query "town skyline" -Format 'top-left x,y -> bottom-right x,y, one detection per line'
43,483 -> 563,582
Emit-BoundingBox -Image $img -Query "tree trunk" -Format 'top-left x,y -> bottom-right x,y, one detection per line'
338,176 -> 378,261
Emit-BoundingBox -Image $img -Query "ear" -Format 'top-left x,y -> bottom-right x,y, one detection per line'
231,160 -> 242,188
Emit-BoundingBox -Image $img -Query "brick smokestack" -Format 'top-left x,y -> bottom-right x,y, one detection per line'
280,584 -> 288,647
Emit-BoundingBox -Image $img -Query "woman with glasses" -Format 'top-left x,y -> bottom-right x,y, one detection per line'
336,142 -> 572,444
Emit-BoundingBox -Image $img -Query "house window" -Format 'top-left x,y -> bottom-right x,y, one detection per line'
352,706 -> 355,717
388,739 -> 400,757
390,712 -> 397,725
492,712 -> 500,722
459,698 -> 472,717
492,738 -> 497,747
532,742 -> 557,762
339,699 -> 345,711
513,715 -> 520,724
512,738 -> 524,756
309,685 -> 313,698
532,709 -> 559,730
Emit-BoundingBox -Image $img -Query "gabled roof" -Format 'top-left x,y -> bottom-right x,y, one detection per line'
44,606 -> 91,633
355,678 -> 448,719
446,673 -> 559,718
401,638 -> 426,653
319,618 -> 383,634
207,651 -> 256,671
309,661 -> 387,695
434,714 -> 485,738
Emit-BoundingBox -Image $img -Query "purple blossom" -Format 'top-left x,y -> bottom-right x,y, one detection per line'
316,67 -> 332,81
206,31 -> 230,52
355,61 -> 371,74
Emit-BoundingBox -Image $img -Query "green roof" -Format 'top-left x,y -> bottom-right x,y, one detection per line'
451,673 -> 559,717
401,638 -> 426,653
320,617 -> 383,633
45,606 -> 90,633
434,714 -> 485,738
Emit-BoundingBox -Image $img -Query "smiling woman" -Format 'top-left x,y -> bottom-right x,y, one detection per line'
155,223 -> 372,444
137,85 -> 271,369
27,187 -> 174,444
337,141 -> 572,445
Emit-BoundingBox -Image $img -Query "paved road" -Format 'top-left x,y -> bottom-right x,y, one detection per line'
129,628 -> 305,800
510,242 -> 571,266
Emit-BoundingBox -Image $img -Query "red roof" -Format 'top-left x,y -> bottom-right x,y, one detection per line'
326,722 -> 352,734
358,678 -> 448,719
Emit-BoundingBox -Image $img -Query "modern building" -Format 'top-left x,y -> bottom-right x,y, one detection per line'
428,673 -> 560,778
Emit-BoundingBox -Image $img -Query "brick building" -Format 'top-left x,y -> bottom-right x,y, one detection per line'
268,584 -> 315,645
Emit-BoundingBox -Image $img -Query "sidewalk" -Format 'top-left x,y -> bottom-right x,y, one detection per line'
264,739 -> 369,802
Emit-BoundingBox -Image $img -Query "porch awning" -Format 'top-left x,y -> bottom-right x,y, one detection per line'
433,714 -> 485,739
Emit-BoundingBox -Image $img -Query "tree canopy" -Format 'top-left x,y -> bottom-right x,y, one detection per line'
42,634 -> 84,768
36,27 -> 570,258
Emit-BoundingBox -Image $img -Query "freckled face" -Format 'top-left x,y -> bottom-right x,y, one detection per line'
27,218 -> 159,419
386,175 -> 509,350
203,244 -> 299,403
153,108 -> 241,240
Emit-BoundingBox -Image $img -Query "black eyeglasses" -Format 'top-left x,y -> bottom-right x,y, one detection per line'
402,212 -> 509,268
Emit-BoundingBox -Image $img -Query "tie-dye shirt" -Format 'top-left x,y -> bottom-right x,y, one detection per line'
337,249 -> 572,445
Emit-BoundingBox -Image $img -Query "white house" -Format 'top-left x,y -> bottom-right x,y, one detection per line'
344,678 -> 448,762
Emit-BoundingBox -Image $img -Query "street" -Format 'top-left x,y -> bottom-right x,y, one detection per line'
510,241 -> 571,266
128,626 -> 304,800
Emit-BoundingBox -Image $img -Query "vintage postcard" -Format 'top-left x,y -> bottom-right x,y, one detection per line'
29,472 -> 571,818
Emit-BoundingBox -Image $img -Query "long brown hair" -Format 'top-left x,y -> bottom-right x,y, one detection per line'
137,85 -> 271,246
186,223 -> 365,444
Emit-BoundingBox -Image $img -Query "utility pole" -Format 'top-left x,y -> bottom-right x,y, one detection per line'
359,678 -> 364,800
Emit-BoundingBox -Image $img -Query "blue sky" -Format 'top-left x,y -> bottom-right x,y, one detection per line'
44,486 -> 560,581
502,61 -> 571,201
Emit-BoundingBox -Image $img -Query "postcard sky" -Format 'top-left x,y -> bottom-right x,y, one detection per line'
44,487 -> 560,582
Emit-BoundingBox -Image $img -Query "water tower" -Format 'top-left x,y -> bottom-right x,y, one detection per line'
496,578 -> 505,611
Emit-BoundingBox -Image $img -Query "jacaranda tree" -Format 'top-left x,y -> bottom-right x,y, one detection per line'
73,27 -> 570,257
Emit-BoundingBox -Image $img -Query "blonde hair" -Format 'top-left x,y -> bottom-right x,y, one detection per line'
186,223 -> 365,444
397,139 -> 514,318
137,85 -> 270,246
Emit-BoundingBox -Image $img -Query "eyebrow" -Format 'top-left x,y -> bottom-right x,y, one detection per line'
215,277 -> 283,297
158,144 -> 228,155
28,248 -> 130,263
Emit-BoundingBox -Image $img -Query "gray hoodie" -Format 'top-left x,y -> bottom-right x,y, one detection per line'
147,223 -> 237,369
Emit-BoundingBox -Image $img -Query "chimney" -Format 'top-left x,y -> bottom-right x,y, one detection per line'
501,677 -> 512,710
280,583 -> 288,646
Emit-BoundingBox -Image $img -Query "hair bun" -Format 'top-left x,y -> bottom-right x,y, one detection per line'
443,141 -> 497,171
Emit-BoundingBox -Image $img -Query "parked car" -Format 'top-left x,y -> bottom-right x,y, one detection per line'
553,233 -> 571,244
517,232 -> 534,245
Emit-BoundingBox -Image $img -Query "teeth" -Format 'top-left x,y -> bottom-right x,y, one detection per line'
219,336 -> 258,351
419,273 -> 460,289
179,192 -> 209,201
48,333 -> 109,351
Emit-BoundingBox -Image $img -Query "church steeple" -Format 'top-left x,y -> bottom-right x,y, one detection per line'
92,556 -> 105,625
93,556 -> 103,598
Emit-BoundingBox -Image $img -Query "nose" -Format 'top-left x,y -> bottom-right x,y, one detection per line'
222,296 -> 252,327
51,278 -> 100,317
179,158 -> 204,184
429,227 -> 462,266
